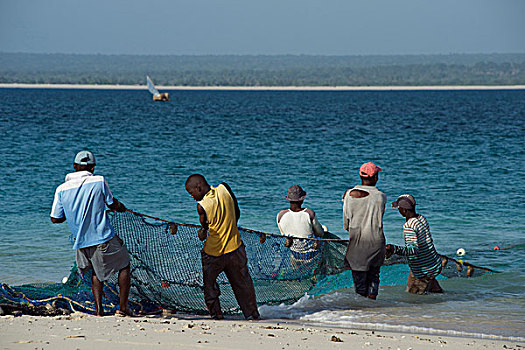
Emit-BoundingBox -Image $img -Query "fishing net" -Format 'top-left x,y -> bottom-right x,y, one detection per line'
0,210 -> 495,316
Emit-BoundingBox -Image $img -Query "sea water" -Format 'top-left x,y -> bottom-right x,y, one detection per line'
0,88 -> 524,338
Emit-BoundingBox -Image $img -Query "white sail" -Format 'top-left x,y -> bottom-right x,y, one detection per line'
146,76 -> 161,97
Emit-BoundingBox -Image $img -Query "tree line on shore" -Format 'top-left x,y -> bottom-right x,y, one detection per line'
1,52 -> 524,86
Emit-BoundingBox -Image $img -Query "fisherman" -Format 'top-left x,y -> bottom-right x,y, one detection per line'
185,174 -> 260,320
50,151 -> 131,316
277,185 -> 325,266
386,194 -> 443,294
342,162 -> 387,299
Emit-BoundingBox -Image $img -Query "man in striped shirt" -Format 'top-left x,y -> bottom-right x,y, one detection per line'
386,194 -> 443,294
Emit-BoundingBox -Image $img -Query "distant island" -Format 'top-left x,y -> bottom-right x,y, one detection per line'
1,52 -> 524,87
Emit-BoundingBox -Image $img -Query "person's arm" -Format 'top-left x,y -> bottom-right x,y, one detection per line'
50,216 -> 66,224
197,203 -> 208,241
108,198 -> 126,212
392,225 -> 418,257
221,182 -> 240,223
276,210 -> 287,234
342,192 -> 351,231
306,208 -> 324,237
50,188 -> 66,223
102,178 -> 126,212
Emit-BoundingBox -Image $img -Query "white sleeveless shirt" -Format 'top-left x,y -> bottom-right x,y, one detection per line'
277,209 -> 324,239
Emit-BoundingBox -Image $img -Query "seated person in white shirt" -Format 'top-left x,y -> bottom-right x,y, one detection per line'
276,185 -> 325,263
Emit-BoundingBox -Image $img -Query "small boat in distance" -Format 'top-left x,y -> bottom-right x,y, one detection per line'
146,76 -> 170,101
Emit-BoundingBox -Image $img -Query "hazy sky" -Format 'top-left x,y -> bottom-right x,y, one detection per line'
1,0 -> 524,55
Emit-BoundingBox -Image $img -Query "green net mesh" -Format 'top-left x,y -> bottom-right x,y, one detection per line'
0,211 -> 494,316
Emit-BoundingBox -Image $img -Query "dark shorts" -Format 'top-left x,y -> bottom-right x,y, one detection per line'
351,266 -> 381,297
201,243 -> 259,319
76,235 -> 130,282
406,270 -> 443,294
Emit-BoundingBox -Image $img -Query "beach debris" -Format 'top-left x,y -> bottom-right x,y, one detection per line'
331,335 -> 343,342
65,335 -> 85,339
0,302 -> 70,317
169,223 -> 178,235
456,248 -> 466,256
267,333 -> 275,337
61,276 -> 68,284
0,305 -> 4,316
162,308 -> 176,316
154,328 -> 171,333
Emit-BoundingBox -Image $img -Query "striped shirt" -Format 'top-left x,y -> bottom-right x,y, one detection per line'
393,215 -> 442,279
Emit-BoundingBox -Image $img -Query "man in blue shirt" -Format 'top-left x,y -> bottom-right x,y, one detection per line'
51,151 -> 131,316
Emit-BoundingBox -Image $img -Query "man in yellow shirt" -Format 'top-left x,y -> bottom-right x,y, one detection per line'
185,174 -> 259,320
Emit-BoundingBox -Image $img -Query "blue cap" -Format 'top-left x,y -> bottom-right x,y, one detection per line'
74,151 -> 96,165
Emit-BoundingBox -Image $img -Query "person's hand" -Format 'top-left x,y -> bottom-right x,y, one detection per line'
198,228 -> 208,241
116,202 -> 127,213
385,244 -> 394,259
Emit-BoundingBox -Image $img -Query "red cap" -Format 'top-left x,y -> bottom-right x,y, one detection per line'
359,162 -> 382,177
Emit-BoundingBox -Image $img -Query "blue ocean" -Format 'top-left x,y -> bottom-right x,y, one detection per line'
0,88 -> 524,339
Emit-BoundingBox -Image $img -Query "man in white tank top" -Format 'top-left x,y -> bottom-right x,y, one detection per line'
277,185 -> 325,262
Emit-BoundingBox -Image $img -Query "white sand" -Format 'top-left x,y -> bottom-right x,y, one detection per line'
0,313 -> 522,350
1,83 -> 525,91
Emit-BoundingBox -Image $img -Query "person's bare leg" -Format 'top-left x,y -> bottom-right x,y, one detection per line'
118,265 -> 131,313
91,274 -> 104,316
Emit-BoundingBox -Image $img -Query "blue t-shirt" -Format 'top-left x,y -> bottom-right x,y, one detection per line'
51,171 -> 115,249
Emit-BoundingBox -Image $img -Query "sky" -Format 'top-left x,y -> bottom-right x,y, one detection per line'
0,0 -> 524,56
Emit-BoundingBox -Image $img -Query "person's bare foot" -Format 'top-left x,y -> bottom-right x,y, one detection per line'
115,309 -> 136,317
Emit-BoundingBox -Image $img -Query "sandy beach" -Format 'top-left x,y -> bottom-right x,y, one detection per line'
1,83 -> 525,91
1,313 -> 523,350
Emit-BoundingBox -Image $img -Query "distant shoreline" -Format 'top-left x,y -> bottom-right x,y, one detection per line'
1,83 -> 525,91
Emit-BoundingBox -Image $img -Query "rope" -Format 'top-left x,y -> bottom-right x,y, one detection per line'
438,254 -> 497,273
126,209 -> 498,273
126,209 -> 349,242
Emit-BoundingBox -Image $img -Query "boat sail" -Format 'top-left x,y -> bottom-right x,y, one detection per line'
146,76 -> 170,101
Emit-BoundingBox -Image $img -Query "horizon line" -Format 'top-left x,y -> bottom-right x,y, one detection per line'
2,51 -> 525,57
2,83 -> 525,91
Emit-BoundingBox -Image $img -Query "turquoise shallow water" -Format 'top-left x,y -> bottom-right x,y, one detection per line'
0,88 -> 524,338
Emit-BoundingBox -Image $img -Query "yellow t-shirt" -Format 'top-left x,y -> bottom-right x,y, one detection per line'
199,184 -> 242,256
